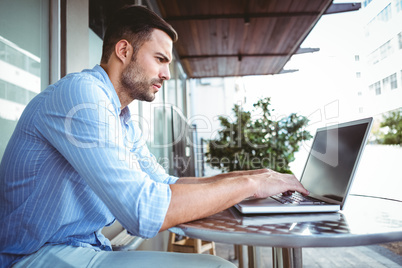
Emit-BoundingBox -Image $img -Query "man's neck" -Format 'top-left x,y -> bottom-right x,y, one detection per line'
100,63 -> 132,109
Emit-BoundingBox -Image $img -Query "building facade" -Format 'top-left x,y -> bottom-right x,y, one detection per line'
357,0 -> 402,116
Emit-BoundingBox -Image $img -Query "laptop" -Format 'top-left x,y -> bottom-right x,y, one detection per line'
234,117 -> 373,214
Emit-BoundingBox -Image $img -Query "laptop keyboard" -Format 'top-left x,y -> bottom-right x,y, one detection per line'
271,192 -> 326,205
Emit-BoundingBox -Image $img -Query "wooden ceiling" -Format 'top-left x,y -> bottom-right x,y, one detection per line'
155,0 -> 334,78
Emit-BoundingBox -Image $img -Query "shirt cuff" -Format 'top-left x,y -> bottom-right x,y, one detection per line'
166,175 -> 179,184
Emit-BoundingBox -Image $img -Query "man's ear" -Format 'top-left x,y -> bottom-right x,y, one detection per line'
114,39 -> 132,64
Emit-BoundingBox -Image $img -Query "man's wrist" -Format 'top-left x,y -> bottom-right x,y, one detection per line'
238,175 -> 258,199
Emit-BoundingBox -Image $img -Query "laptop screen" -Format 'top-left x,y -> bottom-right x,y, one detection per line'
300,119 -> 372,204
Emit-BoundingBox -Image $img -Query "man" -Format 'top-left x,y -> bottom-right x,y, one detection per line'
0,5 -> 309,267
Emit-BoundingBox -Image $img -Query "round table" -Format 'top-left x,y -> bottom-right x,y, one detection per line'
169,195 -> 402,268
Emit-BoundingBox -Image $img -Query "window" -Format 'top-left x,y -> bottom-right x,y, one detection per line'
379,40 -> 393,60
354,55 -> 360,61
390,73 -> 398,89
378,4 -> 392,22
397,0 -> 402,12
368,49 -> 379,65
383,73 -> 398,91
383,76 -> 390,91
375,81 -> 382,95
369,39 -> 395,64
356,72 -> 361,78
363,0 -> 374,8
0,0 -> 49,160
398,32 -> 402,49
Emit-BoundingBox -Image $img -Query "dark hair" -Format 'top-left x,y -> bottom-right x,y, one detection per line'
100,5 -> 177,64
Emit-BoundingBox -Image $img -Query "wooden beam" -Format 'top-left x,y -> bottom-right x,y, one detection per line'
180,53 -> 290,59
296,47 -> 320,54
165,12 -> 321,22
325,3 -> 361,14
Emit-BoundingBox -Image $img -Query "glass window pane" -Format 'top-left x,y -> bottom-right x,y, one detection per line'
0,0 -> 49,160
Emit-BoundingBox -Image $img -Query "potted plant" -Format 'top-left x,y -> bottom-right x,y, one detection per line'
206,97 -> 312,173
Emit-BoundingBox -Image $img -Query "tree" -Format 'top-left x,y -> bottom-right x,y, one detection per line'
378,109 -> 402,146
206,97 -> 312,173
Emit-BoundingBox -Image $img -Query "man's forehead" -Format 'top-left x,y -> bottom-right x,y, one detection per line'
150,29 -> 173,59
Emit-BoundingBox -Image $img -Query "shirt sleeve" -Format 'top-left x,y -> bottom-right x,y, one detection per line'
35,75 -> 171,238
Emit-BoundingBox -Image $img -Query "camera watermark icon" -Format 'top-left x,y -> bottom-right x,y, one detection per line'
301,100 -> 340,167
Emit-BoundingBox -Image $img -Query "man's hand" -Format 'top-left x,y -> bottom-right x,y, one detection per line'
161,168 -> 308,231
249,169 -> 309,198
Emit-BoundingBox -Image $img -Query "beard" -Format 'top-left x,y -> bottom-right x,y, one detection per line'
120,58 -> 162,102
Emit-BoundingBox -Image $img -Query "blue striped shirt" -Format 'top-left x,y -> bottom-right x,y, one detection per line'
0,65 -> 178,267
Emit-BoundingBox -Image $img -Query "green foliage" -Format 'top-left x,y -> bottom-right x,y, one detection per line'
377,109 -> 402,146
206,97 -> 312,173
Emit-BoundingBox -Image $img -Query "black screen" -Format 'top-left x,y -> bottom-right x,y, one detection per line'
301,122 -> 369,202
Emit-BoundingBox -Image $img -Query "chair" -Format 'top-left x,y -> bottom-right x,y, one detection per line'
102,221 -> 144,251
168,232 -> 216,255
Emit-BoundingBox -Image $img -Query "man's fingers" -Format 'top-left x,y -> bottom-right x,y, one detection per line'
282,190 -> 294,196
249,169 -> 310,199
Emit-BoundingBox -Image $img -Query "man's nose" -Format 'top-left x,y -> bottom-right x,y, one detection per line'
159,65 -> 171,81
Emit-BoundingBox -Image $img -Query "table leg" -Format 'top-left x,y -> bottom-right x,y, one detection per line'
247,246 -> 262,268
272,247 -> 302,268
236,245 -> 248,268
248,246 -> 256,268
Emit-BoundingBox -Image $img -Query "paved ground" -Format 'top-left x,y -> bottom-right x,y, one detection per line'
215,242 -> 402,267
